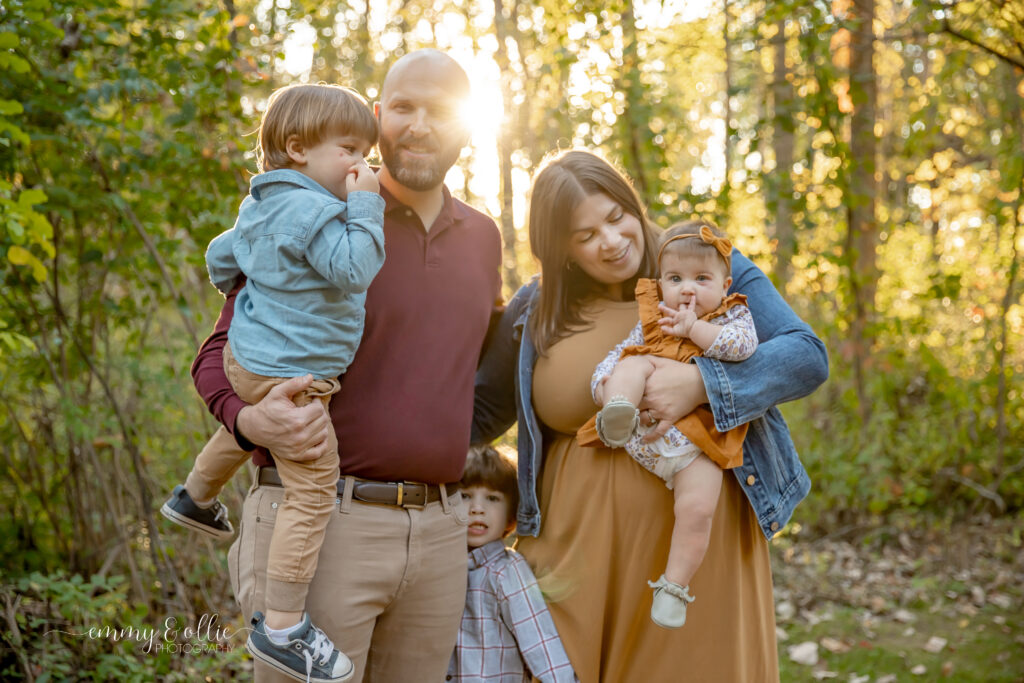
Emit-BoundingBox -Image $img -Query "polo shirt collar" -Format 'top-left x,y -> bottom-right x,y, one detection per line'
379,181 -> 470,237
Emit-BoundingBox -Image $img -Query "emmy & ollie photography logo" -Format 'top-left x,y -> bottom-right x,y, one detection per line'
47,612 -> 243,655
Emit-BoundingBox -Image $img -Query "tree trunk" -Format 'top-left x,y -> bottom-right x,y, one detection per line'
492,0 -> 521,293
846,0 -> 879,422
994,65 -> 1023,479
723,0 -> 733,198
772,18 -> 796,288
619,0 -> 653,205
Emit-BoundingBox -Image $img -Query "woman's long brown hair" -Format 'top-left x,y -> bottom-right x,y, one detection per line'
527,150 -> 660,355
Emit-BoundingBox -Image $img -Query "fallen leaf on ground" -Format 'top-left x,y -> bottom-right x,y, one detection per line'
810,671 -> 837,680
941,661 -> 955,677
911,664 -> 927,675
876,676 -> 897,683
893,608 -> 916,623
957,603 -> 978,617
776,600 -> 795,620
820,636 -> 849,653
988,593 -> 1012,609
787,641 -> 819,666
923,636 -> 947,653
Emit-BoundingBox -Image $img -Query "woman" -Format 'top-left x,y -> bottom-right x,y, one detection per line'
472,150 -> 828,681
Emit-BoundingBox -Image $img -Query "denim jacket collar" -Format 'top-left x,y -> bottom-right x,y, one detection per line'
249,169 -> 337,202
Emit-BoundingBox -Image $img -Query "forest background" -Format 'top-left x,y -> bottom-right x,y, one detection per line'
0,0 -> 1021,680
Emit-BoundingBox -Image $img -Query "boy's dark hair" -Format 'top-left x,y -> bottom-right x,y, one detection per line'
256,83 -> 379,173
461,445 -> 519,529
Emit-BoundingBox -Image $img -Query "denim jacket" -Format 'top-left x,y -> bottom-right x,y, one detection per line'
206,169 -> 386,379
472,251 -> 828,540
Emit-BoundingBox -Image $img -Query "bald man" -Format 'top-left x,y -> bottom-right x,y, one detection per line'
191,50 -> 502,681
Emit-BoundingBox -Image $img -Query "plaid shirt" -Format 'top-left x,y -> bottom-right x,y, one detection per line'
448,541 -> 577,682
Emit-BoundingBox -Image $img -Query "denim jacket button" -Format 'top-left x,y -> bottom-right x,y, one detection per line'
770,521 -> 779,532
746,475 -> 756,486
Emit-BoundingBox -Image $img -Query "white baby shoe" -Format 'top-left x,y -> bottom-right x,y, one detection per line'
648,574 -> 695,628
595,396 -> 639,448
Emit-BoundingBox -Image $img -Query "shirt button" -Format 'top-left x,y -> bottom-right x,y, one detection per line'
770,521 -> 780,532
405,209 -> 413,217
746,475 -> 756,486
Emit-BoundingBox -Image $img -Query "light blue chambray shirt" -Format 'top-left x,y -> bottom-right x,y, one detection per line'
206,169 -> 386,379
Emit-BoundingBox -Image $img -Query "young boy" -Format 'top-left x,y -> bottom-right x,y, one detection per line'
449,445 -> 578,683
160,83 -> 386,683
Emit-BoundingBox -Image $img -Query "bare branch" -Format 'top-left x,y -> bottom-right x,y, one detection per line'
937,467 -> 1007,513
943,18 -> 1024,70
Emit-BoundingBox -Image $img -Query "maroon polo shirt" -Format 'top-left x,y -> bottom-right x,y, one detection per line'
192,183 -> 502,484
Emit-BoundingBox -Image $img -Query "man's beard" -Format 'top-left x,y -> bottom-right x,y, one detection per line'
379,135 -> 461,192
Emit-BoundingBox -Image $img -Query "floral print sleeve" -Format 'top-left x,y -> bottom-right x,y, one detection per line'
705,304 -> 758,361
591,321 -> 645,402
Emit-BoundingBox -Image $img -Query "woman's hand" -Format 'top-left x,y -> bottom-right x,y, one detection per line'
637,358 -> 708,442
235,375 -> 331,461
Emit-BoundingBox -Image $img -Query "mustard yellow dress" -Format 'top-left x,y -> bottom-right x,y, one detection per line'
517,298 -> 779,683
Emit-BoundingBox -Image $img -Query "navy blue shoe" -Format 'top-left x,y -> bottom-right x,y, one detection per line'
246,611 -> 354,683
160,484 -> 233,540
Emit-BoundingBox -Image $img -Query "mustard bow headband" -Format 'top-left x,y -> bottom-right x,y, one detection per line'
657,225 -> 733,268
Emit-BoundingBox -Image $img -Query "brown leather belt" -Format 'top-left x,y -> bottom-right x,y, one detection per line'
256,467 -> 457,509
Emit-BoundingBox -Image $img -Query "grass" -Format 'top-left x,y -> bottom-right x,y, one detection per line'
772,513 -> 1024,682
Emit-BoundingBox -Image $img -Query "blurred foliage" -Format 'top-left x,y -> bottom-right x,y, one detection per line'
0,0 -> 1021,676
0,572 -> 249,679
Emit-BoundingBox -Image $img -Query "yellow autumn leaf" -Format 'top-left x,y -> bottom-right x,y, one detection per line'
6,245 -> 32,265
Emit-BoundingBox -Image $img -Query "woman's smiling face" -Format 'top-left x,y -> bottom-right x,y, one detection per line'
566,192 -> 645,300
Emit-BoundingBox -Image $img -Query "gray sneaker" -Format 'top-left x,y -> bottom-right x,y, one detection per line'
246,612 -> 354,683
160,484 -> 233,540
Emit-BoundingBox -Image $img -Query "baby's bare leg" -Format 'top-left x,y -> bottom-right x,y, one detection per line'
664,454 -> 723,586
601,355 -> 657,407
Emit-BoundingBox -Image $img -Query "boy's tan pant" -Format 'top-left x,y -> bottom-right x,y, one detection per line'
184,342 -> 340,612
229,478 -> 469,682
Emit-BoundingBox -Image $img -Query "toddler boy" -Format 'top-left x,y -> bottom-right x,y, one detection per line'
448,445 -> 577,682
161,82 -> 386,683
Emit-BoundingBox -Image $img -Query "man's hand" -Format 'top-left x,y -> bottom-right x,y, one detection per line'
658,301 -> 697,338
235,375 -> 330,461
347,160 -> 380,194
637,358 -> 708,443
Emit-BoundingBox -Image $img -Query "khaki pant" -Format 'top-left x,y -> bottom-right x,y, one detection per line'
229,477 -> 470,682
185,343 -> 340,611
